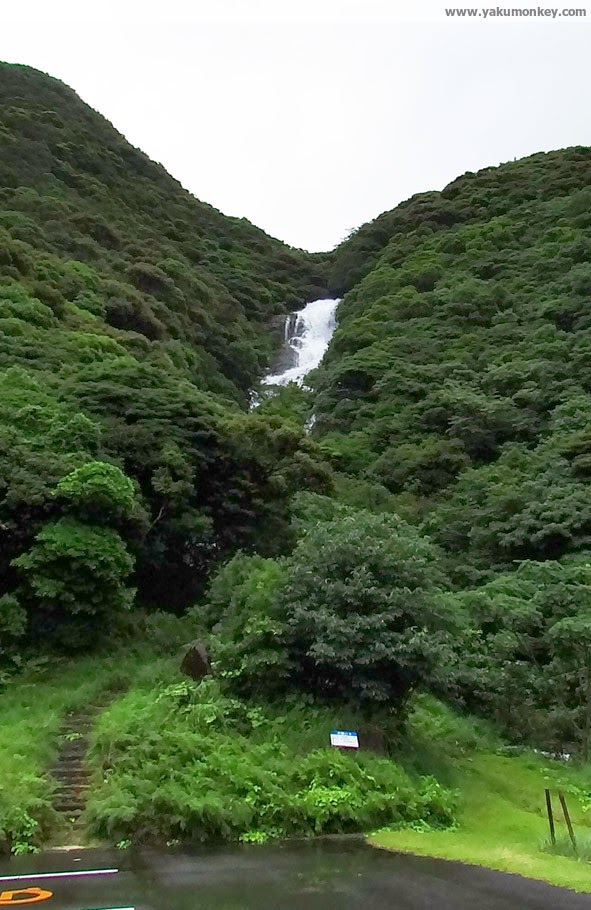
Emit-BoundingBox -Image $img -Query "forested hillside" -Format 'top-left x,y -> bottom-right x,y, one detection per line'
317,147 -> 591,575
309,147 -> 591,751
0,62 -> 330,653
3,61 -> 591,867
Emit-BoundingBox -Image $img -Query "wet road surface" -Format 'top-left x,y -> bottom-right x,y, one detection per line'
0,839 -> 589,909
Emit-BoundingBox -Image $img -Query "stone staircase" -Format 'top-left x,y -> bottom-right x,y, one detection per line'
50,704 -> 106,829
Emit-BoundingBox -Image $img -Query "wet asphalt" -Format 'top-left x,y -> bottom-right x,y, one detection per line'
0,839 -> 589,909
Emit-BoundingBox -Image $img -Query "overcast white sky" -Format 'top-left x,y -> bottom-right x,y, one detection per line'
2,0 -> 590,251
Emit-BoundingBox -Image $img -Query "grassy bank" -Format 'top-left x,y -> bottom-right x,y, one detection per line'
84,680 -> 456,845
1,636 -> 457,852
0,619 -> 187,852
371,707 -> 591,892
0,654 -> 124,852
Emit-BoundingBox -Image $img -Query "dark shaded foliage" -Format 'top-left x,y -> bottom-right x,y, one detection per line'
0,64 -> 331,652
314,146 -> 591,577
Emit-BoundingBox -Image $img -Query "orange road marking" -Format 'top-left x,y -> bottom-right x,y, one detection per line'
0,888 -> 53,904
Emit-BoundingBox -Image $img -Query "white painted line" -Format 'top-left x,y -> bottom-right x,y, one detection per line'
0,868 -> 118,882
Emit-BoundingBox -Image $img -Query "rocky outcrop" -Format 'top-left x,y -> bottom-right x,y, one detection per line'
181,640 -> 211,681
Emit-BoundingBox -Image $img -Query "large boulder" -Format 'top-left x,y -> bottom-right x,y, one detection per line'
181,640 -> 211,681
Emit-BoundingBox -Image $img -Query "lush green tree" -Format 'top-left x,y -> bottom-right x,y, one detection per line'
204,553 -> 291,697
0,594 -> 26,674
56,460 -> 145,530
13,518 -> 135,649
0,368 -> 102,596
279,511 -> 452,711
447,559 -> 591,756
372,437 -> 470,495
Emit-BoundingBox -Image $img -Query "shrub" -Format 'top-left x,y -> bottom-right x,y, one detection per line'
13,518 -> 135,649
279,510 -> 453,710
85,681 -> 457,844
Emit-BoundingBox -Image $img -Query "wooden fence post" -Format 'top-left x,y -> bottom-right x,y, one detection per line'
545,788 -> 556,845
558,790 -> 577,854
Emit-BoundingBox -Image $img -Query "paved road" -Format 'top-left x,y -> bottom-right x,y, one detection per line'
0,840 -> 589,909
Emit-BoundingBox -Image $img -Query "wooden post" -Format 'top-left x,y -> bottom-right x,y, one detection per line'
558,790 -> 577,854
545,789 -> 556,845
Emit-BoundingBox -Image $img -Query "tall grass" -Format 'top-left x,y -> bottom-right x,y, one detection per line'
0,622 -> 187,853
541,834 -> 591,863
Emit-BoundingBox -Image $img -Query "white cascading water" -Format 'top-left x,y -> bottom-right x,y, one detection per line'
262,298 -> 340,387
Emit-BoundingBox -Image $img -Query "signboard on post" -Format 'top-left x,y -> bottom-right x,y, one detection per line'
330,730 -> 359,749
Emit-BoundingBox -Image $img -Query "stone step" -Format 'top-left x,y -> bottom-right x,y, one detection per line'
50,697 -> 121,833
53,762 -> 88,772
54,785 -> 90,796
52,771 -> 90,787
51,765 -> 90,782
56,777 -> 90,793
54,798 -> 88,807
52,765 -> 87,776
64,708 -> 106,720
59,743 -> 88,761
51,765 -> 90,783
54,781 -> 89,791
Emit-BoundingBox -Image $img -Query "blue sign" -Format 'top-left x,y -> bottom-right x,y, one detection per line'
330,730 -> 359,748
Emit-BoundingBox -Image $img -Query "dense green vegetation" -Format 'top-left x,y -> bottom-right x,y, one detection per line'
313,146 -> 591,755
86,677 -> 455,845
0,639 -> 164,853
2,61 -> 591,885
0,61 -> 331,655
203,501 -> 453,711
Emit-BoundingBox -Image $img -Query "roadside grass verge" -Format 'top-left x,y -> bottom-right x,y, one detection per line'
370,697 -> 591,892
541,834 -> 591,863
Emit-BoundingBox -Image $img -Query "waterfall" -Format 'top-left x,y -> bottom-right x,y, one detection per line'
263,298 -> 340,387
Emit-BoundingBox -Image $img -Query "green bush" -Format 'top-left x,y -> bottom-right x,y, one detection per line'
86,680 -> 457,844
280,509 -> 453,709
13,518 -> 135,649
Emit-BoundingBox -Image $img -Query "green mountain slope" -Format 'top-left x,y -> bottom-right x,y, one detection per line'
314,147 -> 591,580
0,63 -> 326,398
0,63 -> 330,626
